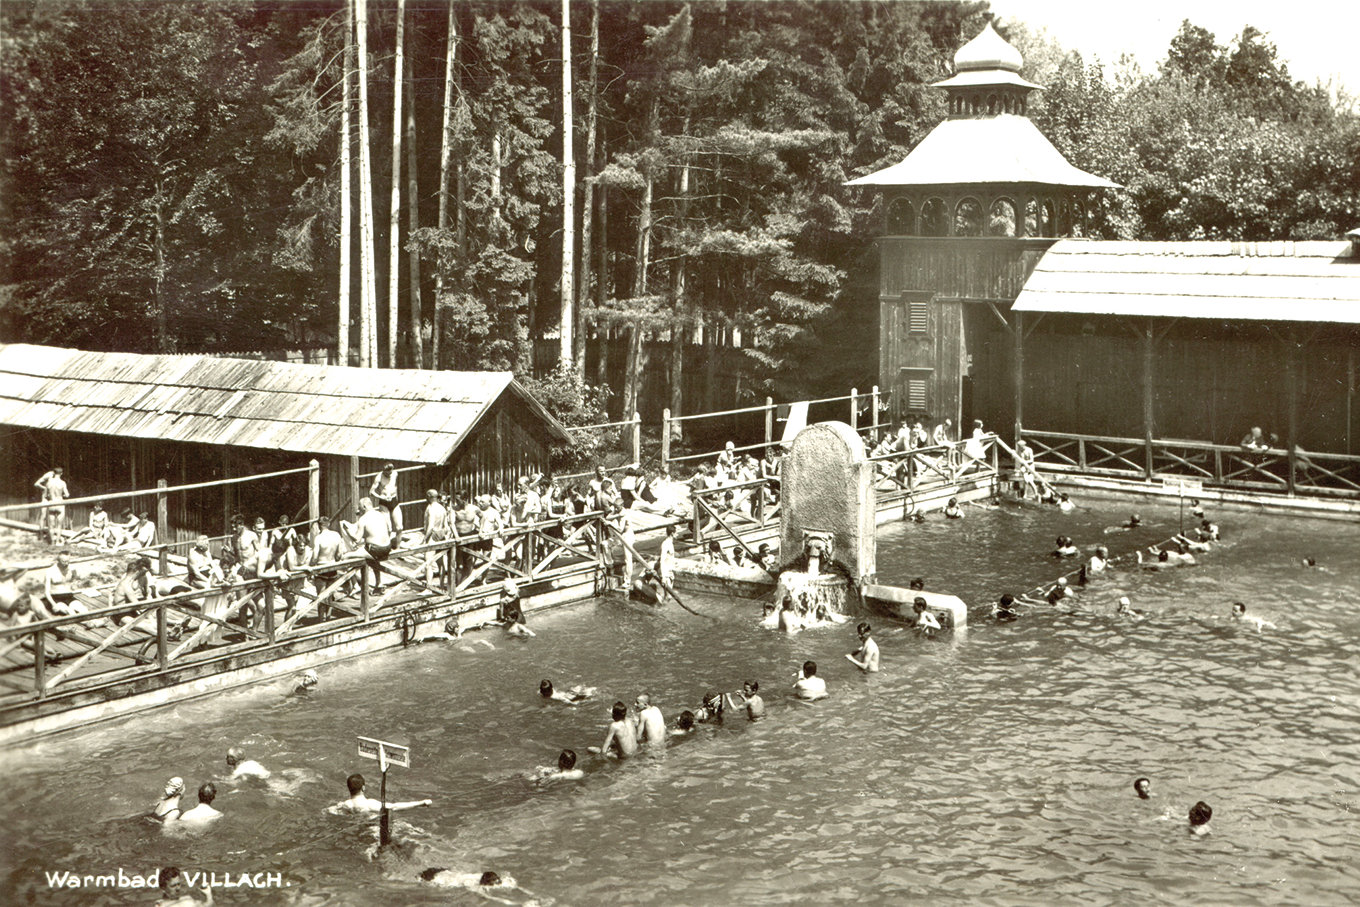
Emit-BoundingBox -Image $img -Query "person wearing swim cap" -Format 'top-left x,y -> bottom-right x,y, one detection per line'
694,691 -> 724,723
294,669 -> 319,694
226,746 -> 271,780
154,777 -> 185,822
1116,597 -> 1144,621
1188,800 -> 1212,836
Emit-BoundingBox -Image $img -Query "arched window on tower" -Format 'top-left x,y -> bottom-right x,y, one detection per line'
987,198 -> 1018,236
955,197 -> 984,236
886,198 -> 914,235
1024,199 -> 1039,237
1040,200 -> 1056,237
1058,200 -> 1072,235
1072,200 -> 1085,237
987,94 -> 998,114
920,198 -> 948,236
969,95 -> 981,115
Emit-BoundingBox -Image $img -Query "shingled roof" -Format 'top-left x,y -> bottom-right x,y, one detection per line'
0,344 -> 572,463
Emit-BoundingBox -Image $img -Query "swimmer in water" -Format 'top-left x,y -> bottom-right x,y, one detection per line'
943,497 -> 964,519
1058,492 -> 1074,512
1139,545 -> 1195,568
1087,546 -> 1109,575
693,691 -> 724,723
1190,499 -> 1204,519
1116,596 -> 1145,621
910,510 -> 926,523
331,773 -> 433,813
1104,514 -> 1142,534
1196,518 -> 1219,542
846,621 -> 881,672
531,748 -> 584,783
539,679 -> 597,704
1045,577 -> 1074,605
777,595 -> 802,634
726,680 -> 765,720
913,597 -> 942,635
993,593 -> 1020,621
154,777 -> 185,823
154,866 -> 211,907
1173,533 -> 1211,553
1230,601 -> 1276,631
418,869 -> 537,904
909,577 -> 925,591
633,693 -> 667,746
177,783 -> 223,826
1188,800 -> 1212,836
1053,535 -> 1079,557
1133,777 -> 1152,799
598,701 -> 640,757
673,710 -> 696,735
294,669 -> 319,694
1300,557 -> 1317,567
226,746 -> 271,781
793,660 -> 828,701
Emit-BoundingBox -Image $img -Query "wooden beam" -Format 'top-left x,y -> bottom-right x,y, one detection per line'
1286,327 -> 1299,495
1142,319 -> 1155,479
984,301 -> 1013,334
1013,309 -> 1024,445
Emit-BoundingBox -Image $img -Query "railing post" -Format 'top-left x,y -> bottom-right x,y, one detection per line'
1079,440 -> 1087,470
308,459 -> 321,529
632,412 -> 641,464
351,455 -> 362,516
661,408 -> 672,468
264,586 -> 276,642
990,436 -> 999,483
1214,449 -> 1223,483
755,481 -> 765,526
692,491 -> 703,545
157,602 -> 169,669
447,544 -> 457,599
850,388 -> 858,431
871,386 -> 880,434
34,629 -> 46,698
764,396 -> 774,448
156,479 -> 169,577
360,577 -> 370,623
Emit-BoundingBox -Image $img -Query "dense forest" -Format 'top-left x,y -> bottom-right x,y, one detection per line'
2,1 -> 1356,418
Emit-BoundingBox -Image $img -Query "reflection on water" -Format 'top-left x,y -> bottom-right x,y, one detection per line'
2,498 -> 1359,905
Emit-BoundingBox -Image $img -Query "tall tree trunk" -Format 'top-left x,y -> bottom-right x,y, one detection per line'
669,128 -> 690,439
338,0 -> 354,365
622,168 -> 653,420
356,0 -> 378,368
558,0 -> 574,372
403,11 -> 422,369
387,0 -> 405,368
433,0 -> 457,370
153,181 -> 168,353
574,0 -> 598,380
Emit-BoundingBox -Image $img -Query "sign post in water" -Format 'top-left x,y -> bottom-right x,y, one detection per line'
357,736 -> 411,845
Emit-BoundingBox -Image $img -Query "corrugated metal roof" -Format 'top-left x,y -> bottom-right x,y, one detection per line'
845,116 -> 1119,189
1012,240 -> 1360,323
0,345 -> 572,463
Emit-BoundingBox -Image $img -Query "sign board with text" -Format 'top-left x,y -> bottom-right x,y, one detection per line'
356,736 -> 410,769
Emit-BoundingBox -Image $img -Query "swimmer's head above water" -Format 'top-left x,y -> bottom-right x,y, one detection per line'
1231,601 -> 1247,618
611,702 -> 628,721
226,746 -> 245,767
677,711 -> 695,731
1133,777 -> 1151,799
298,669 -> 318,690
558,749 -> 577,771
909,577 -> 925,591
1189,801 -> 1212,830
164,777 -> 185,798
539,680 -> 555,698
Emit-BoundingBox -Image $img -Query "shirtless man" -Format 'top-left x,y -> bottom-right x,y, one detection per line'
177,783 -> 223,826
599,702 -> 639,758
371,463 -> 403,546
726,681 -> 765,720
532,749 -> 584,783
331,773 -> 432,813
1230,601 -> 1276,631
185,536 -> 218,589
1133,777 -> 1152,800
422,489 -> 450,585
67,502 -> 108,547
225,746 -> 271,781
1087,545 -> 1109,575
355,497 -> 393,596
793,660 -> 828,701
43,552 -> 80,615
154,866 -> 213,907
309,516 -> 346,605
846,621 -> 880,672
633,693 -> 667,746
1014,440 -> 1039,498
35,467 -> 69,545
777,595 -> 801,634
913,598 -> 942,634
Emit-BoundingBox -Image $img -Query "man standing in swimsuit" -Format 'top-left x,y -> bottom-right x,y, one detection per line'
422,489 -> 450,586
34,466 -> 69,545
355,497 -> 393,596
371,463 -> 403,547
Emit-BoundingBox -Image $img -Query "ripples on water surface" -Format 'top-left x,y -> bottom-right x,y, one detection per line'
2,498 -> 1358,905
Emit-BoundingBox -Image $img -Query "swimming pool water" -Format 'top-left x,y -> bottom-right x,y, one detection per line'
2,497 -> 1358,905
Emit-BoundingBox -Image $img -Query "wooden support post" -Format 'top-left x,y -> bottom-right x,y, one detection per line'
157,602 -> 168,670
350,455 -> 362,515
850,388 -> 858,431
764,396 -> 774,448
1142,319 -> 1155,480
446,545 -> 457,599
1286,333 -> 1299,495
631,412 -> 641,464
264,588 -> 275,642
1013,311 -> 1024,446
360,579 -> 370,623
221,448 -> 232,532
661,408 -> 671,467
34,630 -> 46,698
871,385 -> 880,433
156,479 -> 169,577
308,460 -> 321,529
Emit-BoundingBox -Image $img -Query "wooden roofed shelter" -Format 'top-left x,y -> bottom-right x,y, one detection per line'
1008,240 -> 1360,490
0,344 -> 572,542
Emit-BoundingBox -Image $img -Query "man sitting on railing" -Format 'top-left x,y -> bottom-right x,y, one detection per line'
1239,426 -> 1271,463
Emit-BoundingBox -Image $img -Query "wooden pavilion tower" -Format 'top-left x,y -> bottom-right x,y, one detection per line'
847,22 -> 1117,437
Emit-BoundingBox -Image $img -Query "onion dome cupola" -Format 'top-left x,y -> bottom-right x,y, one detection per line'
846,21 -> 1118,239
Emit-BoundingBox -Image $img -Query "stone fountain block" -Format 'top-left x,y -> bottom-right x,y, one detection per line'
780,421 -> 876,583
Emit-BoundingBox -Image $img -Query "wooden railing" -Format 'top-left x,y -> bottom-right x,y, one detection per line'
0,511 -> 609,708
1023,430 -> 1360,498
864,433 -> 1002,499
689,478 -> 780,559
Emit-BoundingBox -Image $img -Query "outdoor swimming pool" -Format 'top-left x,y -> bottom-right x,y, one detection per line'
1,497 -> 1357,905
